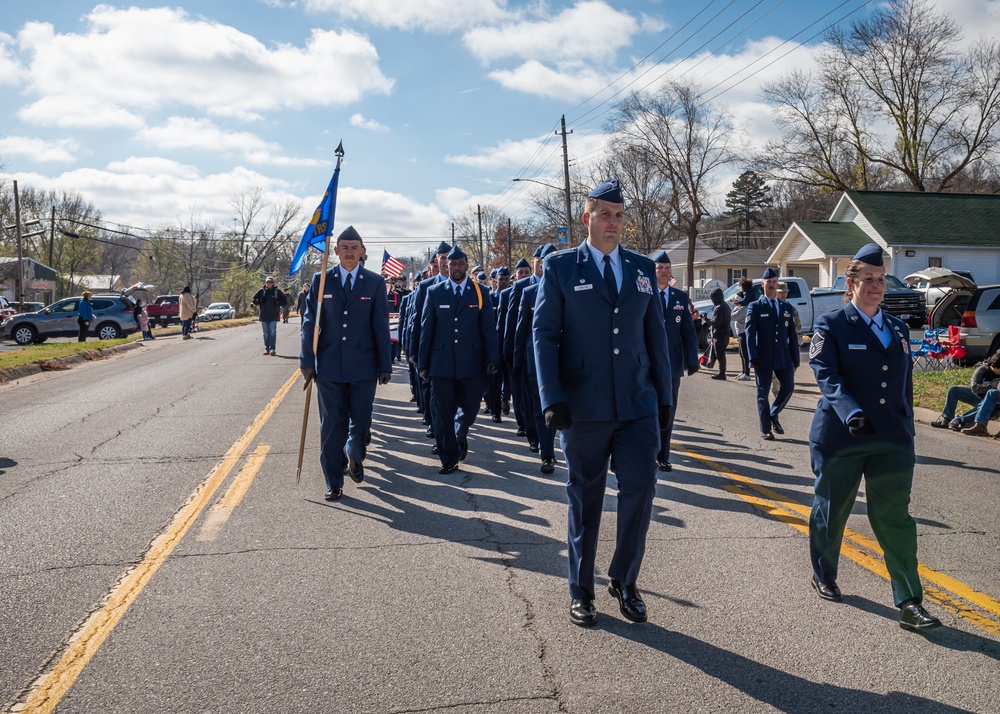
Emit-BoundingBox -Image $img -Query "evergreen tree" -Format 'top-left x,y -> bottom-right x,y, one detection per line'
725,170 -> 773,239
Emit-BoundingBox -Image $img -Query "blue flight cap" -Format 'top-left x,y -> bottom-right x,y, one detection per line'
532,245 -> 544,258
587,178 -> 624,204
489,268 -> 498,277
853,243 -> 885,266
447,245 -> 467,261
337,225 -> 362,242
515,257 -> 530,269
477,271 -> 486,281
497,266 -> 511,277
762,267 -> 779,279
436,241 -> 452,255
653,251 -> 671,264
539,243 -> 557,258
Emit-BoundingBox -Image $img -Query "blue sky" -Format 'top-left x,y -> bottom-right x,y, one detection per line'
0,1 -> 996,257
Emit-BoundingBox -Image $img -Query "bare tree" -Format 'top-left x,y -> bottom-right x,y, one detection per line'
761,0 -> 1000,192
612,80 -> 742,286
450,204 -> 510,268
598,143 -> 673,257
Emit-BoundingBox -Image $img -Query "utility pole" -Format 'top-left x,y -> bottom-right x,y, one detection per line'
49,206 -> 56,268
507,217 -> 512,268
477,204 -> 484,267
558,115 -> 573,246
14,181 -> 23,309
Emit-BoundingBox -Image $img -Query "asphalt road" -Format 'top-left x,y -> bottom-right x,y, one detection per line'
1,322 -> 999,713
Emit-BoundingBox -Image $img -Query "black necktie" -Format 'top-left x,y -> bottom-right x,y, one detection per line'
661,290 -> 668,314
343,272 -> 352,299
603,255 -> 618,302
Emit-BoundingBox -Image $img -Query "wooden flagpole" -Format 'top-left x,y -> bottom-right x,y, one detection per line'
296,142 -> 344,484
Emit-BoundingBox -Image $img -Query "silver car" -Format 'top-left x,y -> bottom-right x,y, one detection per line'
930,283 -> 1000,361
200,302 -> 235,321
1,294 -> 139,345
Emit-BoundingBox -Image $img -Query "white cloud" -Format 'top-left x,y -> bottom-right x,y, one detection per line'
445,134 -> 553,170
304,0 -> 508,32
135,117 -> 327,166
14,6 -> 394,128
0,136 -> 79,162
349,113 -> 389,132
0,32 -> 21,85
487,60 -> 615,100
464,1 -> 637,64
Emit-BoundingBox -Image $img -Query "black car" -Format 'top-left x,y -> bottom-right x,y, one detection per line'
1,294 -> 139,345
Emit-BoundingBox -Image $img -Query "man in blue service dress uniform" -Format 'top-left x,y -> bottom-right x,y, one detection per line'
513,243 -> 560,474
418,246 -> 500,474
533,178 -> 673,626
653,251 -> 699,471
745,266 -> 799,439
300,226 -> 392,501
807,243 -> 941,631
407,242 -> 452,437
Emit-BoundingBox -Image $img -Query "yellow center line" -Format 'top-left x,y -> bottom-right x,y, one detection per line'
13,371 -> 300,714
679,446 -> 1000,636
196,444 -> 271,542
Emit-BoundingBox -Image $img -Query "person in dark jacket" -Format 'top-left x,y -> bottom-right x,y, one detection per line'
708,287 -> 731,380
732,277 -> 753,380
807,242 -> 940,632
296,285 -> 309,324
931,350 -> 1000,435
252,277 -> 287,355
77,291 -> 93,341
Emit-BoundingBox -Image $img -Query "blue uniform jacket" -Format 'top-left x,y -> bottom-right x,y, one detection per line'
398,291 -> 412,352
418,280 -> 500,379
300,265 -> 392,382
404,274 -> 443,356
496,286 -> 514,355
532,243 -> 673,422
503,275 -> 539,365
662,286 -> 698,378
809,302 -> 914,450
513,283 -> 539,376
746,295 -> 799,370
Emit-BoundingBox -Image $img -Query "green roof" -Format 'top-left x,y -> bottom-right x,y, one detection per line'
845,190 -> 1000,247
797,221 -> 873,256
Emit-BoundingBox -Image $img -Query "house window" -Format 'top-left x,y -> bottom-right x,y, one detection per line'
699,269 -> 707,283
727,268 -> 747,285
786,268 -> 795,276
928,257 -> 942,267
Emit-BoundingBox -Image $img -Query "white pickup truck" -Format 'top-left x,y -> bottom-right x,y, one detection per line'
693,276 -> 825,335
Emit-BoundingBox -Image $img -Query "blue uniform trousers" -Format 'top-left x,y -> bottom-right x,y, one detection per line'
487,371 -> 502,417
516,372 -> 539,445
524,372 -> 555,459
421,379 -> 433,425
808,443 -> 922,606
561,416 -> 658,599
431,375 -> 485,465
315,380 -> 377,490
657,373 -> 683,464
754,365 -> 794,433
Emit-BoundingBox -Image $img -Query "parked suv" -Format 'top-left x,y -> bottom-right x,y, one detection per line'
0,294 -> 139,345
929,284 -> 1000,361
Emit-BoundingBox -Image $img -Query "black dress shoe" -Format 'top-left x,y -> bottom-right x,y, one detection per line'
657,460 -> 672,472
762,432 -> 775,440
324,487 -> 342,501
458,440 -> 469,461
608,579 -> 647,622
347,456 -> 364,484
540,458 -> 555,474
491,415 -> 502,423
431,444 -> 439,454
516,427 -> 526,436
569,598 -> 597,627
425,425 -> 434,438
811,574 -> 843,602
439,462 -> 459,475
502,402 -> 510,415
899,601 -> 941,631
771,416 -> 784,435
711,373 -> 727,380
529,443 -> 539,453
409,395 -> 417,402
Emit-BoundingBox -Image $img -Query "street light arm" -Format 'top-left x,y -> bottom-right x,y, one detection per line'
513,177 -> 567,193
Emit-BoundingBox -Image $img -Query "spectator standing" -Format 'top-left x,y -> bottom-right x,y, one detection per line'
252,277 -> 287,355
732,277 -> 753,381
133,298 -> 153,341
282,289 -> 293,323
708,287 -> 731,380
77,291 -> 93,342
297,285 -> 309,324
179,287 -> 198,341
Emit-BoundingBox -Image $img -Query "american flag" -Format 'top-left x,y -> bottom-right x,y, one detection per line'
382,249 -> 404,278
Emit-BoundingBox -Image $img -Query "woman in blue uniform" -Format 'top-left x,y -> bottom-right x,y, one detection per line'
807,243 -> 940,632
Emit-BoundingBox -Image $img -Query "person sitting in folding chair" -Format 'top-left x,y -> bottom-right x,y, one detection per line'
931,350 -> 1000,436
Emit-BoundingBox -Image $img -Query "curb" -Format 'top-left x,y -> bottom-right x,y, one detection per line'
0,340 -> 147,385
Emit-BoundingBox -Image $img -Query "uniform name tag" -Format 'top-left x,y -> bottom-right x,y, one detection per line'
323,294 -> 333,298
440,304 -> 451,308
574,284 -> 593,291
849,344 -> 867,350
761,313 -> 770,317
